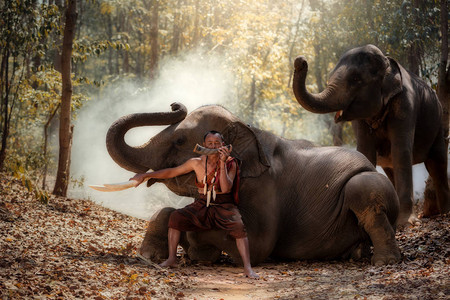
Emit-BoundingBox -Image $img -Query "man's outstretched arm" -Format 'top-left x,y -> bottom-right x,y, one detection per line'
130,158 -> 197,186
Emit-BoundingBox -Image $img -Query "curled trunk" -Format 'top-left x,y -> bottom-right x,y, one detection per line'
292,56 -> 344,114
106,102 -> 187,173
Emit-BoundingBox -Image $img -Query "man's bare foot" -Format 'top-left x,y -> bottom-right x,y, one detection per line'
159,257 -> 178,268
244,268 -> 259,279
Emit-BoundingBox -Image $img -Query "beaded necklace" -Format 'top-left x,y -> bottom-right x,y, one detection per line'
203,156 -> 219,207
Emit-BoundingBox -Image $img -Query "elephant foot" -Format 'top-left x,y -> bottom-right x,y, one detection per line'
397,212 -> 421,228
371,250 -> 401,266
139,235 -> 169,261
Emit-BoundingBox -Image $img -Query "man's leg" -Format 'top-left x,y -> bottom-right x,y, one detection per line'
159,228 -> 181,267
236,237 -> 259,278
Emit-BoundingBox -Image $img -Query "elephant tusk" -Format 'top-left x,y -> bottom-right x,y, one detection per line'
334,110 -> 344,122
193,144 -> 231,155
89,180 -> 139,192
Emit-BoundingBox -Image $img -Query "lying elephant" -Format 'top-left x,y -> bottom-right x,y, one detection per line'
292,44 -> 449,225
106,102 -> 401,265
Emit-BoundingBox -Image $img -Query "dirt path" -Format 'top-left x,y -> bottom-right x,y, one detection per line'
176,256 -> 449,299
1,174 -> 448,299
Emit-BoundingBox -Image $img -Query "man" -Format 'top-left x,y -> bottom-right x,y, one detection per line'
130,131 -> 258,278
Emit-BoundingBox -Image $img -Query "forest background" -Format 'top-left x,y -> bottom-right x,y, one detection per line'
0,0 -> 448,218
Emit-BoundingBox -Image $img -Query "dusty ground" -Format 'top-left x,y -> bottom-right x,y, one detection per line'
1,173 -> 449,299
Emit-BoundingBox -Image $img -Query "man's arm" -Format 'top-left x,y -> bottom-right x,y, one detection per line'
217,145 -> 236,193
130,158 -> 198,186
219,159 -> 236,193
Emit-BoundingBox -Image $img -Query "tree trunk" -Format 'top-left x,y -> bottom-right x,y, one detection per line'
123,38 -> 130,73
287,0 -> 305,88
52,0 -> 64,72
149,0 -> 159,79
122,12 -> 129,74
365,0 -> 379,45
171,0 -> 181,55
53,0 -> 77,197
107,14 -> 113,75
407,42 -> 420,76
0,50 -> 10,171
313,44 -> 324,91
407,0 -> 421,76
331,122 -> 343,146
192,0 -> 200,46
32,0 -> 42,71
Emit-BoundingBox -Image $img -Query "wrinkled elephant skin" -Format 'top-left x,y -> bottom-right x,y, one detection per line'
106,103 -> 401,266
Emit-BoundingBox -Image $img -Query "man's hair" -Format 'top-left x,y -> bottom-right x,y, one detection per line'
203,130 -> 225,142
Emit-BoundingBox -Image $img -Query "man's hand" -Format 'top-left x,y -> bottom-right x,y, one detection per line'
218,145 -> 232,162
129,173 -> 149,187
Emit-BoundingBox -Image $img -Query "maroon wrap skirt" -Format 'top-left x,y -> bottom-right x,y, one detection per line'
168,193 -> 247,239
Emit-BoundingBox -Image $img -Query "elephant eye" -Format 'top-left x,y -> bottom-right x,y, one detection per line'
349,74 -> 362,86
175,137 -> 186,146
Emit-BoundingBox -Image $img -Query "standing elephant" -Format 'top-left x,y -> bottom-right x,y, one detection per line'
106,102 -> 401,265
292,44 -> 449,226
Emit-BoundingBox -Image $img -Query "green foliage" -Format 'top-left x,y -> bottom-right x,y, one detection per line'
1,0 -> 444,186
3,67 -> 88,192
73,39 -> 130,63
1,1 -> 61,175
0,1 -> 92,190
0,1 -> 61,67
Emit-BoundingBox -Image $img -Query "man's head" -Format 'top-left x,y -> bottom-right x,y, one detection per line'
203,130 -> 225,149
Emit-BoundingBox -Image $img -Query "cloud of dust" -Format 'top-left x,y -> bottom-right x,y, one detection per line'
70,51 -> 236,220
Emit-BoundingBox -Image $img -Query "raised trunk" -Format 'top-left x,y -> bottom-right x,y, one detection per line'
292,56 -> 345,114
106,102 -> 187,173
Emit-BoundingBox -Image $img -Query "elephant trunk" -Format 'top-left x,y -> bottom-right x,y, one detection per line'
292,56 -> 345,114
106,102 -> 188,173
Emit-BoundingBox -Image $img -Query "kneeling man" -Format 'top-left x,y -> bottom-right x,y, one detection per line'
131,130 -> 258,278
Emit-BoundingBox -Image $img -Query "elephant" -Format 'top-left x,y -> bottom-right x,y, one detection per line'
105,102 -> 401,266
292,44 -> 449,226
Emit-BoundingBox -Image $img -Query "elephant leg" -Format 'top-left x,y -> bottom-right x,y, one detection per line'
345,172 -> 401,265
140,207 -> 189,261
186,231 -> 223,263
382,167 -> 395,186
390,137 -> 418,225
354,121 -> 378,166
423,133 -> 450,216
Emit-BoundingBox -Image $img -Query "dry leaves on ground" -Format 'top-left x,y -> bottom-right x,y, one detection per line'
0,173 -> 449,299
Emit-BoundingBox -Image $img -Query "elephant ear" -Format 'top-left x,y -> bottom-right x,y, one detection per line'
222,122 -> 270,178
382,57 -> 403,106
